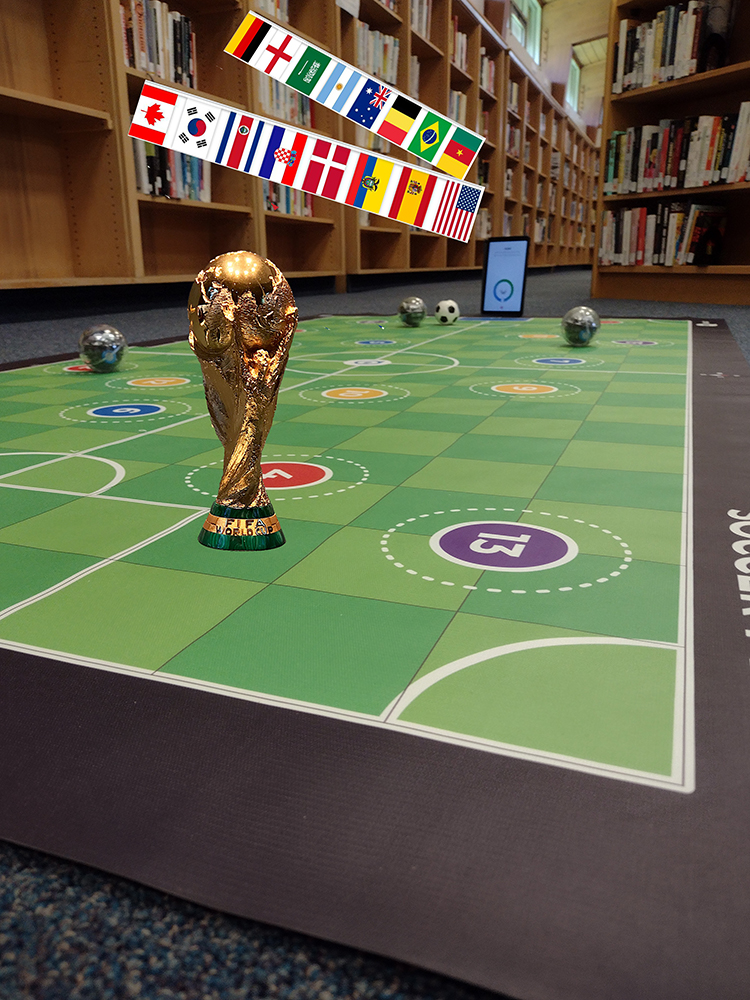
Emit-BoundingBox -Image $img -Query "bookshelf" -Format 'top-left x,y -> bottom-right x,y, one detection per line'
0,0 -> 598,290
592,0 -> 750,305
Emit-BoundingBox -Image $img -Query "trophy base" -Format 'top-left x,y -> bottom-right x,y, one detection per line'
198,502 -> 285,551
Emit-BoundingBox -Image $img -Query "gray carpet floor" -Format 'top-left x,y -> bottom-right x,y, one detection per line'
0,267 -> 747,999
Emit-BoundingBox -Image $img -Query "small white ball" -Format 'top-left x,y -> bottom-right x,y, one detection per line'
435,299 -> 460,325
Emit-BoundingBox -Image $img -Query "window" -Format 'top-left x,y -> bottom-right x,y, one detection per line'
510,0 -> 542,64
565,56 -> 581,112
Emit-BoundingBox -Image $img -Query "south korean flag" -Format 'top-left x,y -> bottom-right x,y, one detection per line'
166,95 -> 223,160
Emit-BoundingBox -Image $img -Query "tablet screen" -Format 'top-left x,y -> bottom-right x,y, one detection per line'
481,238 -> 530,316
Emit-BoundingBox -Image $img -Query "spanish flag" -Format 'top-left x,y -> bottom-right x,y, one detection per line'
377,95 -> 420,144
388,167 -> 436,226
436,127 -> 483,178
225,13 -> 272,62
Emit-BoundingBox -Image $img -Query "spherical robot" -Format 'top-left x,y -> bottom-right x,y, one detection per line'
435,299 -> 460,325
561,306 -> 600,347
79,324 -> 128,373
398,296 -> 426,327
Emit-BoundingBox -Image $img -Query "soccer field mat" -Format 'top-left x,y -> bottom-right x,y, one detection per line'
0,315 -> 748,1000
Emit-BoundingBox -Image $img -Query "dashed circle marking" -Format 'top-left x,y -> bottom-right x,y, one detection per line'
59,398 -> 191,425
299,383 -> 410,404
379,508 -> 632,593
184,452 -> 370,500
469,380 -> 581,399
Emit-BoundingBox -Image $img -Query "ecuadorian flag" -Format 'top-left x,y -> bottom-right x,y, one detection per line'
346,153 -> 394,212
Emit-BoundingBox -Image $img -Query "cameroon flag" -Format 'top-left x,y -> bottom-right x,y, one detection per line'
407,112 -> 451,163
436,127 -> 483,178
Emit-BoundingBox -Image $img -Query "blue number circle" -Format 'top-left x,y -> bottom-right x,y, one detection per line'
87,404 -> 166,418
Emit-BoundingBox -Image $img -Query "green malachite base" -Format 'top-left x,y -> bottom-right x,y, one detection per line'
198,501 -> 285,551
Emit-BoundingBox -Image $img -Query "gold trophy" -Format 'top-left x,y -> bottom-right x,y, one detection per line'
188,251 -> 298,550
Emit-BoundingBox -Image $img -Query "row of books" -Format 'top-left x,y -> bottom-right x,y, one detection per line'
477,109 -> 491,140
503,211 -> 513,236
411,0 -> 433,39
613,1 -> 734,94
479,48 -> 496,95
598,202 -> 727,266
534,216 -> 547,244
450,17 -> 469,74
408,55 -> 420,100
120,2 -> 196,89
448,89 -> 467,127
253,0 -> 290,22
263,181 -> 313,217
255,77 -> 313,130
355,21 -> 400,85
603,108 -> 750,196
476,160 -> 491,187
474,208 -> 492,239
353,124 -> 390,156
508,81 -> 520,116
132,139 -> 210,202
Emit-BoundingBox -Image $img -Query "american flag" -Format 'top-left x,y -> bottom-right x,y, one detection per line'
369,84 -> 391,109
432,182 -> 481,242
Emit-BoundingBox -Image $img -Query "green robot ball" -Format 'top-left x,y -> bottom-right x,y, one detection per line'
398,296 -> 426,327
561,307 -> 600,347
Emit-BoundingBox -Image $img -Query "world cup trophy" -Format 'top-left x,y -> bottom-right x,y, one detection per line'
188,251 -> 298,550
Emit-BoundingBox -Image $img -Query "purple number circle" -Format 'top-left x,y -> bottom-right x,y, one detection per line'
430,521 -> 579,572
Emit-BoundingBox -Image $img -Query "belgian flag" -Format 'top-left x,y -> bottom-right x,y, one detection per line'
376,95 -> 421,144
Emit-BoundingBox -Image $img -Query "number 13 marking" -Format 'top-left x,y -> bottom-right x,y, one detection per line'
468,532 -> 531,557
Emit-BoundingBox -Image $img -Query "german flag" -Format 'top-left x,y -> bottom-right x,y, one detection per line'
436,127 -> 483,178
376,95 -> 421,144
225,13 -> 272,63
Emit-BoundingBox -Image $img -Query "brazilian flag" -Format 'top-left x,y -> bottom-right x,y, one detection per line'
407,112 -> 451,163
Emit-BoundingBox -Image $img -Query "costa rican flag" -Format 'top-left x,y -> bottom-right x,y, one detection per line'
428,180 -> 482,242
129,82 -> 179,143
296,138 -> 353,200
213,111 -> 256,169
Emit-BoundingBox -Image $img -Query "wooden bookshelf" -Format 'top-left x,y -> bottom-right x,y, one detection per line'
0,0 -> 598,290
592,0 -> 750,304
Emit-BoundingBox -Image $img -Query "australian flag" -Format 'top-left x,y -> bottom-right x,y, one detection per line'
345,79 -> 385,128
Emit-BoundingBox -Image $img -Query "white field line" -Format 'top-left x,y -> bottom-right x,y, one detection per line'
0,482 -> 205,510
0,509 -> 206,623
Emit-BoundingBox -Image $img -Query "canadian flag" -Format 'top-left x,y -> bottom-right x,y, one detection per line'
129,83 -> 179,144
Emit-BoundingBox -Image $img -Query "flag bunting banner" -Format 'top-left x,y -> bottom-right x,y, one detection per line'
128,83 -> 484,242
224,12 -> 484,180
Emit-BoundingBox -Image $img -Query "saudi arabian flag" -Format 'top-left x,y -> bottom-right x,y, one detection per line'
286,45 -> 332,95
407,112 -> 451,162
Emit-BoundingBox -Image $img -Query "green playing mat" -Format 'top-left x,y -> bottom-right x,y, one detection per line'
0,316 -> 692,792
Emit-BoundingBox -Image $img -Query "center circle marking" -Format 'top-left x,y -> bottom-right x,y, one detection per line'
261,461 -> 332,489
430,521 -> 578,572
87,403 -> 165,418
492,383 -> 558,395
322,387 -> 389,400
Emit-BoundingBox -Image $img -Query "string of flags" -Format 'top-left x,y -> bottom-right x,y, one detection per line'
224,11 -> 484,180
129,82 -> 484,242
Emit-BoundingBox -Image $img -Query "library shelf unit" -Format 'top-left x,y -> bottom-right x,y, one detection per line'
1,0 -> 598,291
592,0 -> 750,305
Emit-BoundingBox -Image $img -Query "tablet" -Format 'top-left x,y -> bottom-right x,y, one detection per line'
480,237 -> 530,317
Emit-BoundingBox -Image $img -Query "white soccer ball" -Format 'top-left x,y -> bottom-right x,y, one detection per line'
435,299 -> 460,324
